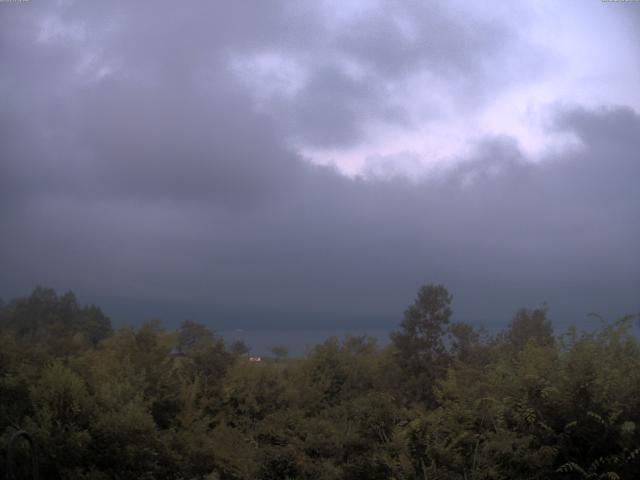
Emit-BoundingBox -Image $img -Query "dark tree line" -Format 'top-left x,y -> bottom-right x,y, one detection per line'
1,286 -> 639,479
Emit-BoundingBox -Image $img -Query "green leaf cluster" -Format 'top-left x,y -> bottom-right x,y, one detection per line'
1,286 -> 639,479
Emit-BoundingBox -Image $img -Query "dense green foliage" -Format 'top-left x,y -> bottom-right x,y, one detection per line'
1,286 -> 639,479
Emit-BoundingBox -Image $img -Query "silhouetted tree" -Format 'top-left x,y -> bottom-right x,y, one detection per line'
504,306 -> 554,351
271,345 -> 289,362
230,339 -> 250,356
391,284 -> 453,404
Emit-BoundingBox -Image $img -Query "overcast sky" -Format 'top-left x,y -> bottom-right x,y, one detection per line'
1,0 -> 638,330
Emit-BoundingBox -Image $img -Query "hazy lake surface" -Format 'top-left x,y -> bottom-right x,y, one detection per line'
220,328 -> 392,357
218,316 -> 611,357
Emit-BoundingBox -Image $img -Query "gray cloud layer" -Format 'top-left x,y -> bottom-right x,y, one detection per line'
1,1 -> 638,329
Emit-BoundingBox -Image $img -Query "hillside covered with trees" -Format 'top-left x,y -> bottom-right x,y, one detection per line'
1,286 -> 639,479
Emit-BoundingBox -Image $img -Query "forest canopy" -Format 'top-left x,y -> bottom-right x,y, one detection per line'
1,286 -> 639,479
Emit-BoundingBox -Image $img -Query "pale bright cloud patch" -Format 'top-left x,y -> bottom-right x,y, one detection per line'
226,0 -> 639,179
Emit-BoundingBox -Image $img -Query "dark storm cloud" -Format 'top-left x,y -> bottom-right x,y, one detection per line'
3,2 -> 316,202
335,2 -> 505,78
0,1 -> 638,329
230,1 -> 533,149
0,0 -> 527,200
